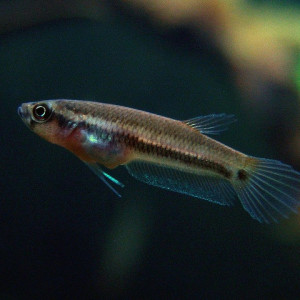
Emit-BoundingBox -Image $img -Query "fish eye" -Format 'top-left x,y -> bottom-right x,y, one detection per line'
32,103 -> 52,122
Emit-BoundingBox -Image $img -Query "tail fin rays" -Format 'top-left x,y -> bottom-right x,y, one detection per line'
233,158 -> 300,223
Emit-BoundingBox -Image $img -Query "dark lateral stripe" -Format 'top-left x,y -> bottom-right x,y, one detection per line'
55,112 -> 69,128
52,113 -> 231,178
55,112 -> 88,130
122,133 -> 232,179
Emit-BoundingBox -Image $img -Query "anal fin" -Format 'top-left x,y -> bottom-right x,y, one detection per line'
125,160 -> 235,206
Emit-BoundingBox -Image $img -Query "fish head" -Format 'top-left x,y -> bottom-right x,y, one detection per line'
18,100 -> 64,144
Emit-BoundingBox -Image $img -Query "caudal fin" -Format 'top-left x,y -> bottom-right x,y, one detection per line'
233,158 -> 300,223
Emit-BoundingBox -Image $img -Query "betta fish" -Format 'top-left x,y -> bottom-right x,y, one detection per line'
18,99 -> 300,223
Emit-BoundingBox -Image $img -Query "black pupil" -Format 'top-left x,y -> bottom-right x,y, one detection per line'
33,104 -> 51,121
35,106 -> 46,117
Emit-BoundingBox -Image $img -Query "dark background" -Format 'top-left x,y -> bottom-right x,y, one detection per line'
1,1 -> 300,299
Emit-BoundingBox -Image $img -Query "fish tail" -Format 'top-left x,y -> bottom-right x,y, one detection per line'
232,157 -> 300,223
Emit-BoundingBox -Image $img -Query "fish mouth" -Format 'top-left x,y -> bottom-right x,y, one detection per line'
17,104 -> 28,121
17,106 -> 24,118
18,104 -> 32,129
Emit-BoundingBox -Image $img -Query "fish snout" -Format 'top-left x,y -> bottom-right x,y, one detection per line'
18,103 -> 32,128
18,103 -> 31,120
18,106 -> 24,118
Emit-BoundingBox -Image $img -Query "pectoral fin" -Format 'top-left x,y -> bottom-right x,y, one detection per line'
84,162 -> 124,197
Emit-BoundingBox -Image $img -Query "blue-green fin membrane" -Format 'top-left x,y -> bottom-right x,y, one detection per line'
183,114 -> 236,135
84,162 -> 124,197
125,160 -> 235,205
233,158 -> 300,223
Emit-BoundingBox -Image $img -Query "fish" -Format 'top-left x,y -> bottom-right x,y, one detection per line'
18,99 -> 300,223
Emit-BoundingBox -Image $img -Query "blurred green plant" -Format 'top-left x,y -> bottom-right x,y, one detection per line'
295,54 -> 300,93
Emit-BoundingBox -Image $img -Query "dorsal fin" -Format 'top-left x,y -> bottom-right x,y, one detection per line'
183,114 -> 236,135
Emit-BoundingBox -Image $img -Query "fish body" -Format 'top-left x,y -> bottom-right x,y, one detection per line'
18,99 -> 300,223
